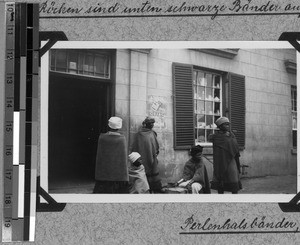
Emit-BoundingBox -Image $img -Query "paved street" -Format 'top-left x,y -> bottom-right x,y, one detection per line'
209,175 -> 297,194
49,175 -> 297,194
238,174 -> 297,194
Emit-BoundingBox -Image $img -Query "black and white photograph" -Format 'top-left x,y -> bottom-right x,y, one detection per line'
39,42 -> 298,202
2,0 -> 300,244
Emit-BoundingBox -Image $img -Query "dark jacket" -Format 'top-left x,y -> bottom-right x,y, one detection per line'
182,158 -> 211,194
209,131 -> 241,192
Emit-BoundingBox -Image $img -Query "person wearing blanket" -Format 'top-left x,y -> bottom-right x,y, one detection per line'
93,117 -> 129,193
177,145 -> 211,194
128,152 -> 150,194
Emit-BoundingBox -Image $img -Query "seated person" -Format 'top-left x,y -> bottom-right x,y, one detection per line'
176,145 -> 211,194
128,152 -> 150,194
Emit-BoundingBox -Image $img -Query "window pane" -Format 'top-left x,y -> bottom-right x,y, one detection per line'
78,53 -> 84,74
214,88 -> 221,99
95,55 -> 110,78
84,55 -> 94,76
196,114 -> 205,128
206,115 -> 213,128
207,129 -> 213,140
214,75 -> 221,88
205,101 -> 213,114
197,72 -> 205,85
214,102 -> 221,115
68,51 -> 78,74
197,129 -> 205,143
50,50 -> 56,70
55,50 -> 67,72
197,101 -> 205,114
197,86 -> 205,99
193,71 -> 197,84
206,74 -> 213,87
206,88 -> 213,100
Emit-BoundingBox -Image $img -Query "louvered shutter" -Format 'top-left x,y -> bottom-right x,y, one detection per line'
173,63 -> 194,149
228,73 -> 246,149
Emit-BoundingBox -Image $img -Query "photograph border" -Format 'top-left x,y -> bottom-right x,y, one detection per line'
40,40 -> 299,203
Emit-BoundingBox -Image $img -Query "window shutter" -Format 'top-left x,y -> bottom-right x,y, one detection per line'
228,73 -> 246,149
173,63 -> 194,149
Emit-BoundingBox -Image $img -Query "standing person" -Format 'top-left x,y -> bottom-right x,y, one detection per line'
93,117 -> 129,194
128,152 -> 150,194
177,145 -> 211,194
208,117 -> 242,194
131,117 -> 163,193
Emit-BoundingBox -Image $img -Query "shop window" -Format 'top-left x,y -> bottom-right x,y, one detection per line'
193,70 -> 222,145
291,85 -> 297,148
50,49 -> 110,78
173,62 -> 245,150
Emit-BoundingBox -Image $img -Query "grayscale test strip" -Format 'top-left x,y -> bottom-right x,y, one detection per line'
3,2 -> 39,242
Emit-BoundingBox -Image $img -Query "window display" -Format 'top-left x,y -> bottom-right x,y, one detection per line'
193,70 -> 222,144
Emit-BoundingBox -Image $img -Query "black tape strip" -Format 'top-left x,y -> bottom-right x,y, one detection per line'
278,32 -> 300,212
25,122 -> 31,146
14,3 -> 20,111
26,75 -> 32,98
20,3 -> 27,57
23,191 -> 30,241
24,170 -> 31,193
25,145 -> 31,169
32,4 -> 39,51
279,32 -> 300,52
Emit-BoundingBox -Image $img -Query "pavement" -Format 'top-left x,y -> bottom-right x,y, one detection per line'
49,175 -> 297,194
238,174 -> 297,194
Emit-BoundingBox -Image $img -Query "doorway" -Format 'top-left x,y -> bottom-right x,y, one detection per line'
48,72 -> 111,192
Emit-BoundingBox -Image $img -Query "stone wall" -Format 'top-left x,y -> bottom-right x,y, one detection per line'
114,48 -> 297,184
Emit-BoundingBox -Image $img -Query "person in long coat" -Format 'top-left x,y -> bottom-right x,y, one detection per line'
208,117 -> 242,194
93,117 -> 129,193
131,117 -> 163,193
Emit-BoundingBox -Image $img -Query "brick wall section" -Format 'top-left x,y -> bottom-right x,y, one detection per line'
115,48 -> 297,184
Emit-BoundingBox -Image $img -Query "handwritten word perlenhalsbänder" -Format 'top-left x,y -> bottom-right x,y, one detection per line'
181,214 -> 299,233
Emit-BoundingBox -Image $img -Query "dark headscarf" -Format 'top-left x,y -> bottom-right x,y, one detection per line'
190,145 -> 203,156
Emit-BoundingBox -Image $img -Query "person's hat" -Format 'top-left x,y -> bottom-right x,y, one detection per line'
190,145 -> 203,156
108,117 -> 122,129
128,152 -> 141,164
143,116 -> 155,125
215,117 -> 230,127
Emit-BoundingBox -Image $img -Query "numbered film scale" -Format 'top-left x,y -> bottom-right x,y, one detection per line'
3,2 -> 39,242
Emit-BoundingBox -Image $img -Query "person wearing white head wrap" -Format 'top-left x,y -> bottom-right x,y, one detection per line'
128,152 -> 141,165
208,116 -> 242,194
215,117 -> 230,128
93,116 -> 129,193
108,117 -> 122,130
128,152 -> 150,194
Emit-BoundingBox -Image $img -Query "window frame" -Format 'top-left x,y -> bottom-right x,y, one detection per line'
50,49 -> 111,79
193,67 -> 224,146
173,63 -> 245,150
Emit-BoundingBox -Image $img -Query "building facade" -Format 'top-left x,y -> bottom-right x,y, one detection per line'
43,46 -> 297,189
